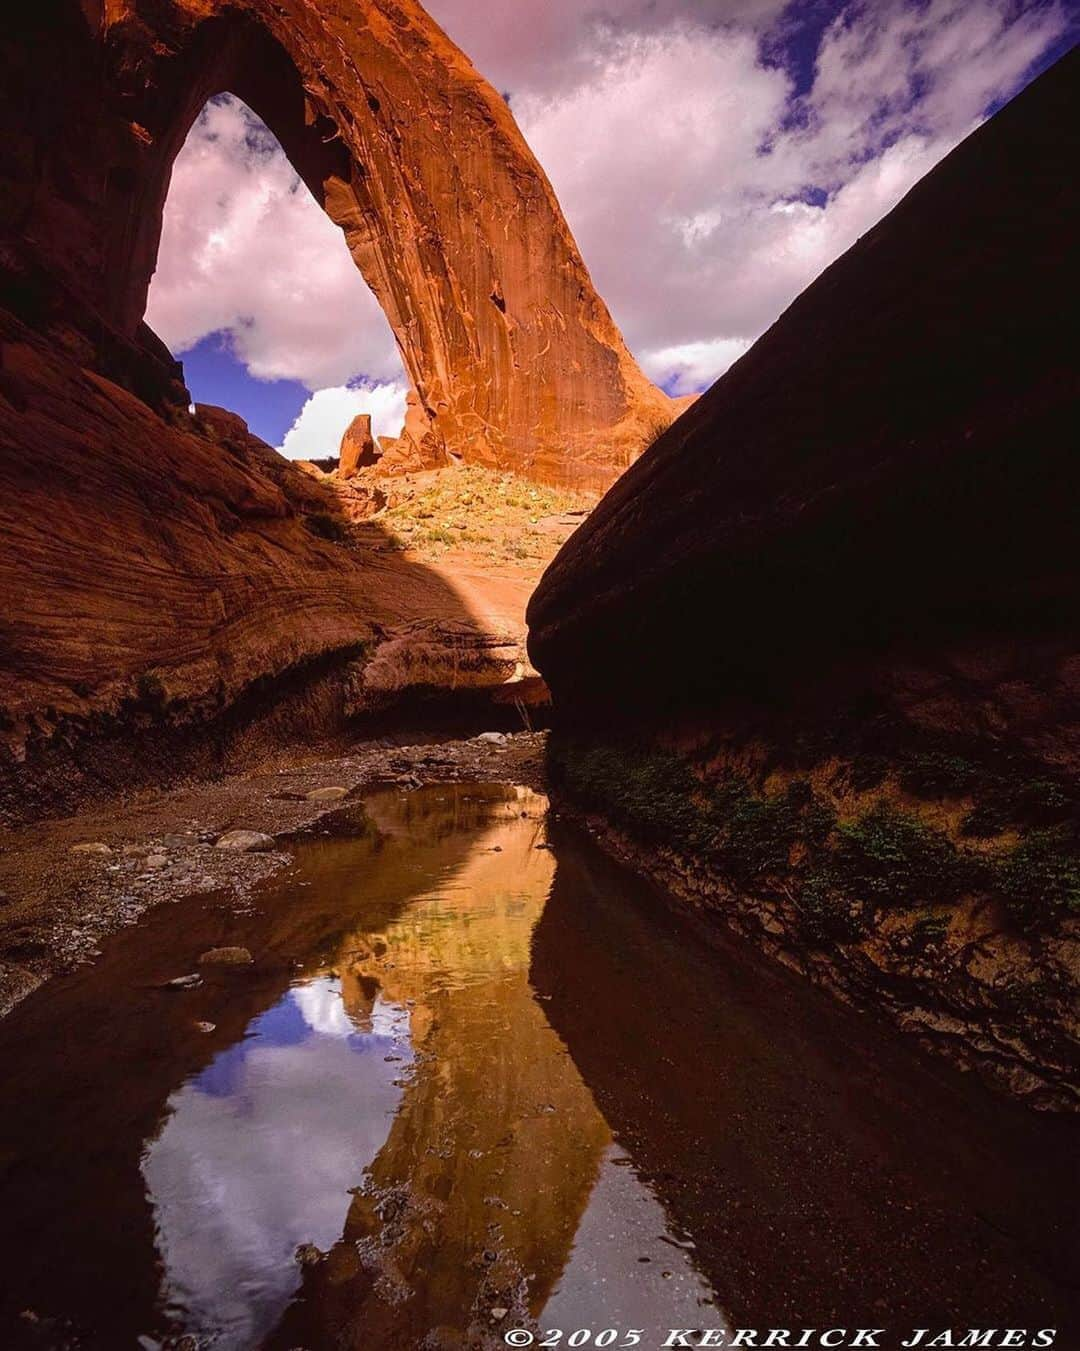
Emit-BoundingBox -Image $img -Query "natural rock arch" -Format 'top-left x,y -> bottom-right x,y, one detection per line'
7,0 -> 674,487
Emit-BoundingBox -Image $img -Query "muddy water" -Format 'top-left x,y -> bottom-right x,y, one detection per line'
0,784 -> 1075,1351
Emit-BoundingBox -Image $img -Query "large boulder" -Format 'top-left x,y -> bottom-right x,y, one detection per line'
339,414 -> 380,479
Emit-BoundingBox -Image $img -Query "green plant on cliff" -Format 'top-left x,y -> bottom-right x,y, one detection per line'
708,776 -> 835,881
794,870 -> 866,944
994,826 -> 1080,927
962,775 -> 1072,838
832,804 -> 965,907
898,751 -> 980,797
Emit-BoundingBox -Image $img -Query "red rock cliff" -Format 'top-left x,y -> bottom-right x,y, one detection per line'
3,0 -> 672,488
0,0 -> 677,816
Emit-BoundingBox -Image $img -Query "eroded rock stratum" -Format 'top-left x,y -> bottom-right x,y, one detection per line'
0,0 -> 673,815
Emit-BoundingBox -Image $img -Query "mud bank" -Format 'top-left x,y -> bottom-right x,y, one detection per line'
546,735 -> 1079,1112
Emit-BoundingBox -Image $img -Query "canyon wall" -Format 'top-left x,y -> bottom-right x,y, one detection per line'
529,51 -> 1078,744
0,0 -> 676,815
530,53 -> 1079,1107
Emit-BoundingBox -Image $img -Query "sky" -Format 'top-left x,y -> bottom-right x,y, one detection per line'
144,0 -> 1076,459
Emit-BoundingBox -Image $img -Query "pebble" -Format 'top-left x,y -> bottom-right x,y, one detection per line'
166,974 -> 203,990
475,731 -> 508,745
198,946 -> 254,967
214,830 -> 276,853
71,842 -> 111,856
145,854 -> 169,870
305,786 -> 349,803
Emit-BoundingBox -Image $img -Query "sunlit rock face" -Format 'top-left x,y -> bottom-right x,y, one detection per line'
0,0 -> 675,812
2,0 -> 672,489
528,51 -> 1079,764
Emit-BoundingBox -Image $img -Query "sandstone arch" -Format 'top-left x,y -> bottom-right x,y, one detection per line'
7,0 -> 673,488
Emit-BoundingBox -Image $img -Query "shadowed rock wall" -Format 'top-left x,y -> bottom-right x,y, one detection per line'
528,50 -> 1079,762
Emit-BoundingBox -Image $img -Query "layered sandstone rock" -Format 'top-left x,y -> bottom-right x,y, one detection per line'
2,0 -> 672,490
0,0 -> 676,813
529,51 -> 1079,764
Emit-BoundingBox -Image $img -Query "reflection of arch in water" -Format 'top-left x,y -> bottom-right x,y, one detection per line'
266,787 -> 613,1348
20,0 -> 673,485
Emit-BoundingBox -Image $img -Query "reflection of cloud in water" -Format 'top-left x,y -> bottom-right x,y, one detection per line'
543,1147 -> 725,1336
142,978 -> 409,1348
293,982 -> 409,1042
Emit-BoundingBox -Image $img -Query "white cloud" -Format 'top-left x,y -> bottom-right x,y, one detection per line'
433,0 -> 1068,390
278,382 -> 408,460
150,4 -> 1069,410
642,337 -> 753,393
146,96 -> 404,391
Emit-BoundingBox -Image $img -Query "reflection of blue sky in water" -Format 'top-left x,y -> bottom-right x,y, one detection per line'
543,1147 -> 725,1338
141,977 -> 411,1349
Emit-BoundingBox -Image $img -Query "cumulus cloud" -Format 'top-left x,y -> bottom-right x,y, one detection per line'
431,0 -> 1069,391
150,3 -> 1070,408
278,382 -> 408,460
511,2 -> 1066,388
146,96 -> 404,390
641,337 -> 755,394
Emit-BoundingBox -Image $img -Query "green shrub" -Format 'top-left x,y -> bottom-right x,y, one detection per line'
303,512 -> 349,542
552,743 -> 714,853
899,752 -> 979,798
795,870 -> 865,944
994,827 -> 1080,927
911,912 -> 951,946
708,778 -> 834,880
962,774 -> 1072,837
834,804 -> 963,908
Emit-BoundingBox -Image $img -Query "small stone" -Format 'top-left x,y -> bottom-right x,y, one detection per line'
295,1243 -> 323,1267
195,1021 -> 216,1033
305,786 -> 349,803
145,853 -> 169,870
214,830 -> 276,852
198,946 -> 253,967
475,731 -> 507,745
71,842 -> 111,856
166,974 -> 202,990
122,844 -> 149,857
491,1308 -> 509,1321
